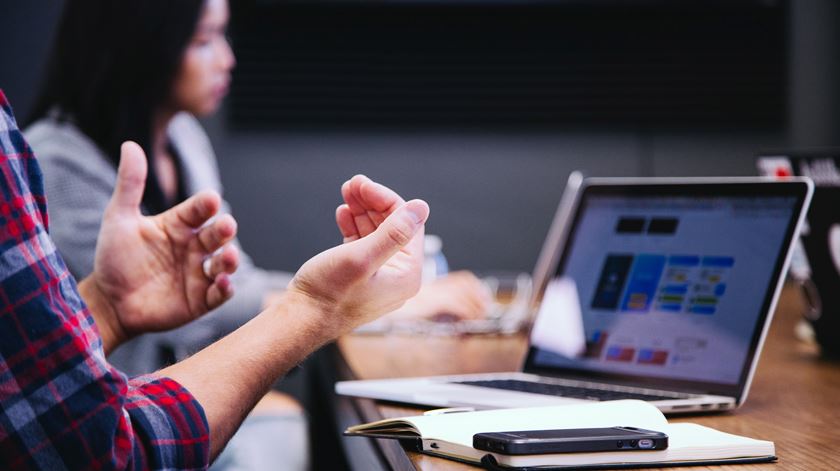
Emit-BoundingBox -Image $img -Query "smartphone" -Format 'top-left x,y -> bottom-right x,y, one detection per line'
473,427 -> 668,455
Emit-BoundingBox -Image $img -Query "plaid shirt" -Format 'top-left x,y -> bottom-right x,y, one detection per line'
0,90 -> 209,470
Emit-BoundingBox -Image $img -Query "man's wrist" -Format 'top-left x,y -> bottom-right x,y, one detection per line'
78,277 -> 126,354
266,289 -> 345,345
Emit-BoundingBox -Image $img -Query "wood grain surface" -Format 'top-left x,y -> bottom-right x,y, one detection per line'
338,285 -> 840,470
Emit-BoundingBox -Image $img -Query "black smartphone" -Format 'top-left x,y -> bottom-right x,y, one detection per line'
473,427 -> 668,455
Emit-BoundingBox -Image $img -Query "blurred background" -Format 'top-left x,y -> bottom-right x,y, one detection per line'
1,0 -> 838,274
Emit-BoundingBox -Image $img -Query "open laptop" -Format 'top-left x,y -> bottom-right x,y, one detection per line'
337,176 -> 813,414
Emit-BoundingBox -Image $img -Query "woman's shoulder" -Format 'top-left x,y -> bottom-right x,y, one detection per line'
25,115 -> 110,171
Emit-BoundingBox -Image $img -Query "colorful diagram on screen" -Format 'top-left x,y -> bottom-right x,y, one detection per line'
637,348 -> 669,365
584,330 -> 609,358
686,257 -> 733,315
591,253 -> 734,315
605,345 -> 636,362
620,255 -> 666,312
655,255 -> 698,312
585,330 -> 677,367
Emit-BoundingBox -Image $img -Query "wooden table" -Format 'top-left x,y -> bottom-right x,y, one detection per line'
336,285 -> 840,470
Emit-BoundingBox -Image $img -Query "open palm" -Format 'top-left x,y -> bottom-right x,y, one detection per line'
289,175 -> 428,333
93,142 -> 239,341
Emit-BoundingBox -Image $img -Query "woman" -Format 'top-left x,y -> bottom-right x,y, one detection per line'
26,0 -> 489,468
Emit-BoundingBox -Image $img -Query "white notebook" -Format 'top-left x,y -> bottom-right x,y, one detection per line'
345,400 -> 776,469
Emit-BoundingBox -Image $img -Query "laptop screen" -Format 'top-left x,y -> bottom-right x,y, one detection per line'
524,180 -> 810,397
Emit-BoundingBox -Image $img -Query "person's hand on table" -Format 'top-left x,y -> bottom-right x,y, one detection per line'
79,141 -> 240,354
387,270 -> 493,321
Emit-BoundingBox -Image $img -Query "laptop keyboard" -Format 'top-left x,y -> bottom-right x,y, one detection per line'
454,379 -> 684,402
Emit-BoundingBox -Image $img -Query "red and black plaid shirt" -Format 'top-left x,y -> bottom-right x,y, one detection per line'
0,90 -> 210,470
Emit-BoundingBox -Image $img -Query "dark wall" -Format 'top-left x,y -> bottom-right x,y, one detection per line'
227,2 -> 786,129
0,0 -> 62,121
789,0 -> 840,146
206,121 -> 783,273
205,1 -> 794,273
3,1 -> 839,274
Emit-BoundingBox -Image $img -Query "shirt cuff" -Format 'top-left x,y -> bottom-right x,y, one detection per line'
124,375 -> 210,470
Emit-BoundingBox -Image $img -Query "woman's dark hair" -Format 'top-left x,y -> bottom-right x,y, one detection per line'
27,0 -> 205,214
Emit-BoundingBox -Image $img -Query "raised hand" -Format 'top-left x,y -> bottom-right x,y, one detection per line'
337,176 -> 490,322
335,174 -> 403,241
87,141 -> 240,351
287,175 -> 429,335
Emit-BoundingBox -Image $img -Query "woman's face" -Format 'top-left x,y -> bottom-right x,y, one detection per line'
171,0 -> 235,116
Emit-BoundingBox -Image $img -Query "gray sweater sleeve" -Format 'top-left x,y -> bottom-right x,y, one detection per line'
168,114 -> 295,336
26,116 -> 294,375
26,121 -> 113,279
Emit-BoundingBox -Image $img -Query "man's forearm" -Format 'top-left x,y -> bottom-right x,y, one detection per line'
158,290 -> 337,460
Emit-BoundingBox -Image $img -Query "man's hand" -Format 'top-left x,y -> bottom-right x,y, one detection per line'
80,142 -> 240,353
160,175 -> 428,458
336,176 -> 488,322
286,175 -> 429,337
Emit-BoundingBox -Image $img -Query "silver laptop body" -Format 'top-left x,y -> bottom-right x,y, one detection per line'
337,176 -> 813,414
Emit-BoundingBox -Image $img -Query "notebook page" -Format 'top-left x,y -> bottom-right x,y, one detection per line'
411,400 -> 667,447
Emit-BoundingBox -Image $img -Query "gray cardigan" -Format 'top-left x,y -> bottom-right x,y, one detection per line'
25,113 -> 293,375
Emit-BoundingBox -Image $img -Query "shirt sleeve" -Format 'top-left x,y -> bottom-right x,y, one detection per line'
0,91 -> 210,470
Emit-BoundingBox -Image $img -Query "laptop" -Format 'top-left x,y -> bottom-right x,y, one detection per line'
337,176 -> 813,414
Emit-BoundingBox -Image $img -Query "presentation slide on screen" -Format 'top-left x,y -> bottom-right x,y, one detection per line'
532,195 -> 796,385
